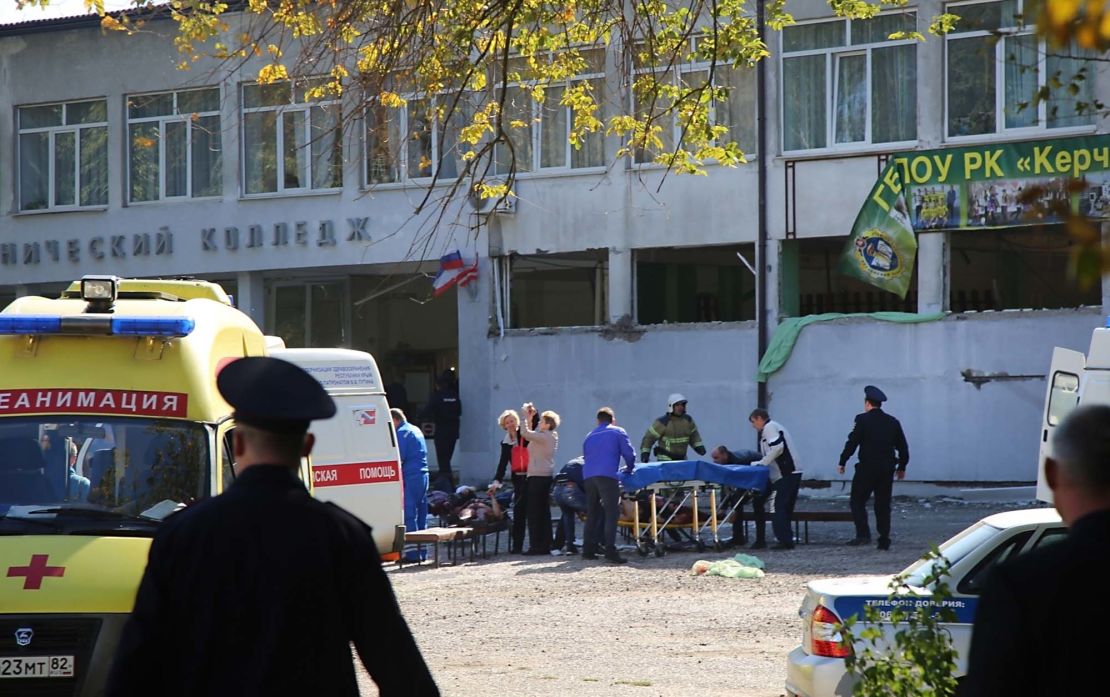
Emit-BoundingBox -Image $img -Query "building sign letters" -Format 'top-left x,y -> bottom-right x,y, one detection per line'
0,217 -> 372,268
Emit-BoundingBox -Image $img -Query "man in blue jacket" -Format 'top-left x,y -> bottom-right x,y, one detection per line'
582,407 -> 636,564
393,408 -> 429,562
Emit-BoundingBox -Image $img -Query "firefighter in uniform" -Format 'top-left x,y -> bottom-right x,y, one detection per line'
106,357 -> 438,697
640,394 -> 706,463
837,385 -> 909,551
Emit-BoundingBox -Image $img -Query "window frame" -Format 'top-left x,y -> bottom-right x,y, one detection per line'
779,12 -> 919,156
536,48 -> 608,172
17,98 -> 110,213
266,278 -> 351,348
240,81 -> 343,197
126,86 -> 223,204
944,0 -> 1098,142
631,36 -> 758,166
498,250 -> 609,330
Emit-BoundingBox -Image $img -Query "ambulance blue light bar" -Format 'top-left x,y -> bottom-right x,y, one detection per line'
0,315 -> 195,337
109,317 -> 195,337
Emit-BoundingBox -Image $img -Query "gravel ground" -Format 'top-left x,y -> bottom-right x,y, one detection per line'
358,496 -> 1044,697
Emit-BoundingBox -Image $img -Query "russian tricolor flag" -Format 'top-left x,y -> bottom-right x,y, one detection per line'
433,250 -> 479,297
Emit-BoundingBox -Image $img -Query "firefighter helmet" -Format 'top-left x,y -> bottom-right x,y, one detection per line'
667,393 -> 688,412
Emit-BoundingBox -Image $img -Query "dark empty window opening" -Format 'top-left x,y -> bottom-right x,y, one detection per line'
782,237 -> 918,316
507,250 -> 608,329
949,225 -> 1100,312
635,245 -> 756,324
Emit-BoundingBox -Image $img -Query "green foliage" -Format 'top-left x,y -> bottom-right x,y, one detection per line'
841,547 -> 960,697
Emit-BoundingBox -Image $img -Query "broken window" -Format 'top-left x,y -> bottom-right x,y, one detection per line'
635,244 -> 756,324
949,225 -> 1099,312
503,250 -> 608,328
781,237 -> 918,316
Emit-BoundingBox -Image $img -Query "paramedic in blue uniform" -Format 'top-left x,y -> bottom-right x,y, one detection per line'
393,407 -> 430,562
106,357 -> 438,697
837,385 -> 909,551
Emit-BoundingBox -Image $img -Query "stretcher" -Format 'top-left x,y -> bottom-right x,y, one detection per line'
617,461 -> 770,557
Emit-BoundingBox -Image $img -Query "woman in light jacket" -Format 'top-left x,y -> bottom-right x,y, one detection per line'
519,403 -> 559,556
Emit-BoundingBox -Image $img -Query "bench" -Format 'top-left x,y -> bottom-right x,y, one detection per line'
401,527 -> 474,567
731,510 -> 855,544
792,511 -> 856,544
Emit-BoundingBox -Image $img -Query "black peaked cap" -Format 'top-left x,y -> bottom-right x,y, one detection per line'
218,357 -> 336,433
864,385 -> 888,403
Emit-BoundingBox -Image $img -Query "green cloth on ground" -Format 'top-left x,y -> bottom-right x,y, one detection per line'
757,312 -> 945,382
691,553 -> 766,579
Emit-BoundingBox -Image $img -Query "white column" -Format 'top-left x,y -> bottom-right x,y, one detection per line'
607,246 -> 633,323
916,232 -> 947,314
236,271 -> 266,329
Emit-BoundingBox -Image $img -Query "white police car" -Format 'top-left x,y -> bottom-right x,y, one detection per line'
785,508 -> 1065,697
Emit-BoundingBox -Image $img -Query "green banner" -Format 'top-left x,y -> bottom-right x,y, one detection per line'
840,133 -> 1110,298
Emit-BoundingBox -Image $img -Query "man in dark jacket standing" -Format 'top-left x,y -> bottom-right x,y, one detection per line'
964,404 -> 1110,697
425,370 -> 461,478
106,357 -> 438,697
837,385 -> 909,550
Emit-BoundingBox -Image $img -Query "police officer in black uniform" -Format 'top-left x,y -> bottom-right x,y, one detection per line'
837,385 -> 909,551
424,370 -> 461,480
106,357 -> 439,697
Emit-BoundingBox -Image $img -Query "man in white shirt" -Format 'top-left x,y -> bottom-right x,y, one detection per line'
749,408 -> 801,550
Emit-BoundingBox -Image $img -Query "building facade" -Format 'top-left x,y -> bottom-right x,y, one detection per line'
1,0 -> 1107,483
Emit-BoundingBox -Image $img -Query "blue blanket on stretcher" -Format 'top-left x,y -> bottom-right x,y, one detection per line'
619,460 -> 770,492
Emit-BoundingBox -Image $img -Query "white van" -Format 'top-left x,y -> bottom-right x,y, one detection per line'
269,345 -> 405,557
1037,320 -> 1110,502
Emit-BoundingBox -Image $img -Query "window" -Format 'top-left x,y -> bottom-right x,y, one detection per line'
1046,371 -> 1080,427
1030,527 -> 1067,549
365,92 -> 476,183
128,88 -> 222,202
242,81 -> 342,194
269,281 -> 348,347
949,225 -> 1101,311
946,0 -> 1096,138
502,250 -> 608,328
780,237 -> 917,316
636,245 -> 755,324
633,38 -> 757,163
957,530 -> 1032,595
781,13 -> 917,152
18,99 -> 108,211
494,49 -> 608,174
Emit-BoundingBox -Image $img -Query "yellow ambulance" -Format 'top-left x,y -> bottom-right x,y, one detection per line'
0,275 -> 403,695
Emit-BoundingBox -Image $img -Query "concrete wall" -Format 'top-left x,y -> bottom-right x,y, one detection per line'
456,320 -> 761,484
768,309 -> 1105,482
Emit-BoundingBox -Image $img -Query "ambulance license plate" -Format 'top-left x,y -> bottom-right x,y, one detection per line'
0,655 -> 75,678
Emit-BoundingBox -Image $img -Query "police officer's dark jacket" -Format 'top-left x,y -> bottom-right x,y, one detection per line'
106,464 -> 438,697
838,408 -> 909,471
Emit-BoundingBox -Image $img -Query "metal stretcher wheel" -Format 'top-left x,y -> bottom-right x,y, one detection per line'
637,544 -> 649,557
695,540 -> 706,553
654,546 -> 665,558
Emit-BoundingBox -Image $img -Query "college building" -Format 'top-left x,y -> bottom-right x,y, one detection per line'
1,0 -> 1107,483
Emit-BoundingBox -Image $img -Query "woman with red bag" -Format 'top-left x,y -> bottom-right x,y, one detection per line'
492,408 -> 536,554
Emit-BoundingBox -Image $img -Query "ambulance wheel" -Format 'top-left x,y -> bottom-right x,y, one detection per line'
654,546 -> 665,558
